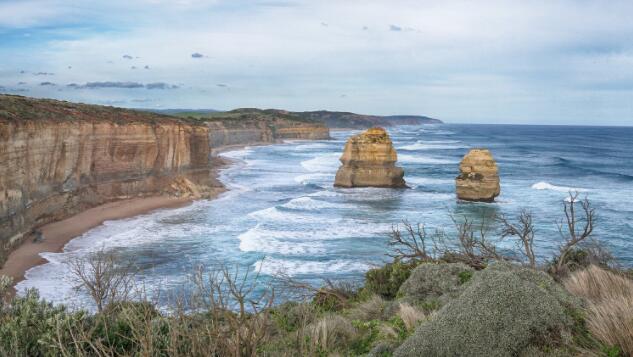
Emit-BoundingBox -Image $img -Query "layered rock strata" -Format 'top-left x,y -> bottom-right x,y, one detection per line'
455,149 -> 500,202
0,95 -> 329,257
334,127 -> 406,188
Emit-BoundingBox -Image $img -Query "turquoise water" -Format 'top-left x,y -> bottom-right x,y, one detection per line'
17,124 -> 633,309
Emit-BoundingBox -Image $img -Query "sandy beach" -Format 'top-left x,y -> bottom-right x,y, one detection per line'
0,196 -> 197,288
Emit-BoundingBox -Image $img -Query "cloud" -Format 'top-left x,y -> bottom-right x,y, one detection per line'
40,81 -> 56,86
3,0 -> 633,125
70,81 -> 144,89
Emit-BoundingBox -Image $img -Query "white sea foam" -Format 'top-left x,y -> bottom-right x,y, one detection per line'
398,154 -> 457,165
238,223 -> 390,255
399,140 -> 466,151
248,207 -> 322,223
300,153 -> 340,172
219,148 -> 253,160
254,258 -> 371,276
405,177 -> 454,186
283,196 -> 353,210
531,181 -> 588,193
293,173 -> 333,185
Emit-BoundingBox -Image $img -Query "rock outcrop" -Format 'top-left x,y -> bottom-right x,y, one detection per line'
455,149 -> 500,202
0,95 -> 330,258
334,127 -> 406,188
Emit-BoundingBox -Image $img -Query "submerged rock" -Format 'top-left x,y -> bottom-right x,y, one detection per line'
455,148 -> 500,202
334,127 -> 406,188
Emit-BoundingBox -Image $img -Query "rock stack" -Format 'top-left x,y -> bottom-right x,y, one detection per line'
334,127 -> 406,188
455,149 -> 500,202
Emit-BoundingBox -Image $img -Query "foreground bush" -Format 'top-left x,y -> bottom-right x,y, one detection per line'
564,265 -> 633,356
394,262 -> 580,357
364,260 -> 418,298
397,262 -> 473,306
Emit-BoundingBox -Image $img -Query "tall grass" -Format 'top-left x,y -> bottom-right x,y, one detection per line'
564,265 -> 633,355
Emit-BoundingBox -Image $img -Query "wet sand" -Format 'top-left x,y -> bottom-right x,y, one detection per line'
0,196 -> 197,287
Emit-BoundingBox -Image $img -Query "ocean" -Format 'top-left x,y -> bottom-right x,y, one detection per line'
17,124 -> 633,309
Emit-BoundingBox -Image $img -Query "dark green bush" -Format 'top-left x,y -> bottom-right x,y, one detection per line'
364,260 -> 419,299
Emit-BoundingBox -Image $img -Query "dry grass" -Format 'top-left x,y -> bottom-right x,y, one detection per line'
564,265 -> 633,355
397,302 -> 426,331
347,295 -> 385,321
307,314 -> 357,352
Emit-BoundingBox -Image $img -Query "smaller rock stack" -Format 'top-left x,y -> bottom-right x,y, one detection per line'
455,149 -> 500,202
334,127 -> 406,188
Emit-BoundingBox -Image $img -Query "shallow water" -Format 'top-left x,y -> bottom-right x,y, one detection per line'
17,124 -> 633,309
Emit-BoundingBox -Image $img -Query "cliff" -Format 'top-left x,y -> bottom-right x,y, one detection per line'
0,95 -> 329,260
334,127 -> 406,188
455,149 -> 500,202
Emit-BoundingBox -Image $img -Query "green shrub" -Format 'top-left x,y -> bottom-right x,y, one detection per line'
394,262 -> 580,357
364,260 -> 419,299
397,262 -> 474,306
0,289 -> 86,356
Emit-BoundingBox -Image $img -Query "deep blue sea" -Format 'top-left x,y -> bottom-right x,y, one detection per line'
17,124 -> 633,309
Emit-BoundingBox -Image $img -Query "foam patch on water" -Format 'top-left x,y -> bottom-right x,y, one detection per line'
531,181 -> 588,193
254,258 -> 371,276
300,153 -> 340,172
283,196 -> 354,210
220,148 -> 253,160
293,173 -> 333,185
248,207 -> 322,224
406,177 -> 454,186
238,222 -> 390,255
399,140 -> 466,151
398,154 -> 457,165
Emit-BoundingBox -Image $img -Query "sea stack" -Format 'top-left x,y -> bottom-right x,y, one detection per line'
334,127 -> 406,188
455,149 -> 500,202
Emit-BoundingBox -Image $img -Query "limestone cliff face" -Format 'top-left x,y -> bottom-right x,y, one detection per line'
334,127 -> 406,188
455,149 -> 500,202
0,95 -> 330,256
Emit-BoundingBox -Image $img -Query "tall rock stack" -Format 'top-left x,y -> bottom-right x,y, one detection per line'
334,127 -> 406,188
455,149 -> 500,202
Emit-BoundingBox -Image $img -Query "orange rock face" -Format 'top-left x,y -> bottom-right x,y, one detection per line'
0,95 -> 330,256
334,127 -> 406,188
455,149 -> 500,202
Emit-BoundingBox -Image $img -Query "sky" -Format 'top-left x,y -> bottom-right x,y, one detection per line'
1,0 -> 633,125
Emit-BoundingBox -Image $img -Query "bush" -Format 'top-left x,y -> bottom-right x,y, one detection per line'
0,289 -> 86,356
364,260 -> 419,299
564,265 -> 633,356
397,262 -> 474,306
394,262 -> 579,357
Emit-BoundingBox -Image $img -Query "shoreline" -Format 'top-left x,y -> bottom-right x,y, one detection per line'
0,196 -> 198,289
1,156 -> 236,292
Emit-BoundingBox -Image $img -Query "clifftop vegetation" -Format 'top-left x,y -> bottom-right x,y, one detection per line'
0,193 -> 631,356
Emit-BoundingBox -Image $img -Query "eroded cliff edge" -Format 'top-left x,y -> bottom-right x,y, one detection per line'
0,95 -> 329,259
